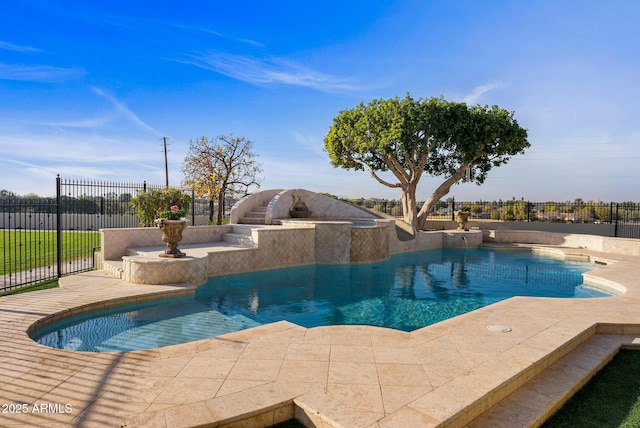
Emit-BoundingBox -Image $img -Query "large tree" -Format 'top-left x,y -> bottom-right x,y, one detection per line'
324,95 -> 529,229
182,135 -> 262,224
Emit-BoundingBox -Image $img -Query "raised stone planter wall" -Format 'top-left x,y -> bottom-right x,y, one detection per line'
101,225 -> 232,261
483,230 -> 640,256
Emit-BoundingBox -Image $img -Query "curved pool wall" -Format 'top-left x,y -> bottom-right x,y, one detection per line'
31,248 -> 611,352
35,231 -> 640,352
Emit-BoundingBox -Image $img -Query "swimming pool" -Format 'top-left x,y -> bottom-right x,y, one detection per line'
33,248 -> 610,352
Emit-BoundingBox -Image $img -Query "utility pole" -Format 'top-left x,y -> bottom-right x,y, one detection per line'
163,137 -> 169,189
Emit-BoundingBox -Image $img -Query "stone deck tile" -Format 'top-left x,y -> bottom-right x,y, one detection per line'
128,242 -> 255,256
0,246 -> 640,427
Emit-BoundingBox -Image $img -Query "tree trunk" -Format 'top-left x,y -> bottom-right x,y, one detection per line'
401,185 -> 419,228
208,199 -> 214,223
217,192 -> 224,225
416,161 -> 473,229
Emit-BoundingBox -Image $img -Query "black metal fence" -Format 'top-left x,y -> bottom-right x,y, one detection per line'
1,198 -> 58,289
350,198 -> 640,238
1,176 -> 233,291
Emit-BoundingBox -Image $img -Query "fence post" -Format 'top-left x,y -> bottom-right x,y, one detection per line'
609,202 -> 613,224
56,175 -> 62,278
614,203 -> 619,237
451,198 -> 456,221
191,189 -> 195,225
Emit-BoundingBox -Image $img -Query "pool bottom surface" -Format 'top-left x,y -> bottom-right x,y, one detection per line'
34,248 -> 609,352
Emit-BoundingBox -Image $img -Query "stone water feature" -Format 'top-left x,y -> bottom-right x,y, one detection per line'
98,189 -> 483,285
289,193 -> 312,218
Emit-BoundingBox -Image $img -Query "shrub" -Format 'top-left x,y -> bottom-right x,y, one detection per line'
130,188 -> 192,226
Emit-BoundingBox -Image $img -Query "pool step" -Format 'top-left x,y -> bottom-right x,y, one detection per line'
230,224 -> 258,236
223,233 -> 255,247
221,225 -> 265,247
466,333 -> 639,427
102,260 -> 124,279
238,203 -> 269,224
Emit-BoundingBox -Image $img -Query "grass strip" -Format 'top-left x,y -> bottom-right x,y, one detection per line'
1,230 -> 99,275
0,279 -> 59,297
543,349 -> 640,428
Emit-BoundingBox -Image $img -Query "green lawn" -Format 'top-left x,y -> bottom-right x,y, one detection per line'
543,349 -> 640,428
0,279 -> 59,297
0,230 -> 99,275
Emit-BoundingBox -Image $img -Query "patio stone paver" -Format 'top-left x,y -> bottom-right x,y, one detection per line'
1,246 -> 640,427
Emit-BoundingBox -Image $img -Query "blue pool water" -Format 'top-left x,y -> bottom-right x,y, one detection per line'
33,248 -> 610,352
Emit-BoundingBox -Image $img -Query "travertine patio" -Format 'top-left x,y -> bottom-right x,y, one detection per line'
1,239 -> 640,427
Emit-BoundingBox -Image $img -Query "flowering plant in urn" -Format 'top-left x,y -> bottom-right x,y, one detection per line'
158,205 -> 187,220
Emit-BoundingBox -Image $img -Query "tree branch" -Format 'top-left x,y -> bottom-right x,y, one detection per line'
351,157 -> 402,188
384,155 -> 410,186
416,155 -> 481,227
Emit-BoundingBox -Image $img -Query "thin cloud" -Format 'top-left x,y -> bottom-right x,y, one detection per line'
0,41 -> 43,53
291,131 -> 326,157
32,117 -> 111,129
180,52 -> 367,93
0,133 -> 150,164
91,86 -> 162,135
169,23 -> 264,48
0,63 -> 84,82
460,83 -> 506,104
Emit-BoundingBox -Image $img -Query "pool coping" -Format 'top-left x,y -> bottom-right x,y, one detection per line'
1,244 -> 640,427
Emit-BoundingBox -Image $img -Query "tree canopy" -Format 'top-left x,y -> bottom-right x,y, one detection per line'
182,135 -> 262,224
324,95 -> 530,228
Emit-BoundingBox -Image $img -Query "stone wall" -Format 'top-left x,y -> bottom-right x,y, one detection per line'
483,230 -> 640,256
124,255 -> 209,285
423,219 -> 616,237
442,230 -> 484,249
101,225 -> 232,260
208,227 -> 317,276
350,225 -> 390,262
102,222 -> 486,286
314,223 -> 351,264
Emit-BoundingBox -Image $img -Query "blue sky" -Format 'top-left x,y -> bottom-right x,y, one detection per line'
1,1 -> 639,202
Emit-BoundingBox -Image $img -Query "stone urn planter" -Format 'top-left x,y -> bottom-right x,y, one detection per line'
155,219 -> 188,258
455,211 -> 471,230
